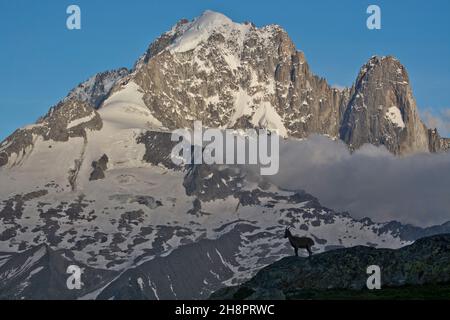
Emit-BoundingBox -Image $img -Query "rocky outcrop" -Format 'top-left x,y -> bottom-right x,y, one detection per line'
89,154 -> 109,181
129,11 -> 349,139
136,131 -> 183,170
211,234 -> 450,300
428,128 -> 450,153
65,68 -> 130,109
118,11 -> 446,155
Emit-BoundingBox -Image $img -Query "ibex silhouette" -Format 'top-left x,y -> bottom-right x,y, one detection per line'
284,227 -> 314,257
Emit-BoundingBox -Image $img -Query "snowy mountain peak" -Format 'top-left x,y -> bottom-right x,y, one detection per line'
168,10 -> 252,53
196,10 -> 234,26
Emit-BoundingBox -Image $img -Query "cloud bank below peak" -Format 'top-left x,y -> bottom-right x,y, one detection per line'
267,135 -> 450,227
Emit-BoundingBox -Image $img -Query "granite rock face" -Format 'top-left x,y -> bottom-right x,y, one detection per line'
122,11 -> 446,155
341,56 -> 431,154
89,154 -> 109,181
1,11 -> 448,170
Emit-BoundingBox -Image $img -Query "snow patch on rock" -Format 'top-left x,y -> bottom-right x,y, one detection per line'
100,82 -> 163,130
386,106 -> 405,129
251,102 -> 288,137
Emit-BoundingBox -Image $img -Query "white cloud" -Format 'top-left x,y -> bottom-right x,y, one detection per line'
263,135 -> 450,227
421,108 -> 450,137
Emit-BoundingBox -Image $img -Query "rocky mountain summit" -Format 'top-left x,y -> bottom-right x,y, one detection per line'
0,10 -> 448,168
211,234 -> 450,300
0,11 -> 449,299
341,56 -> 438,154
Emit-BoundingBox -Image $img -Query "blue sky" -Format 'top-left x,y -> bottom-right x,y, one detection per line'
1,0 -> 449,140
